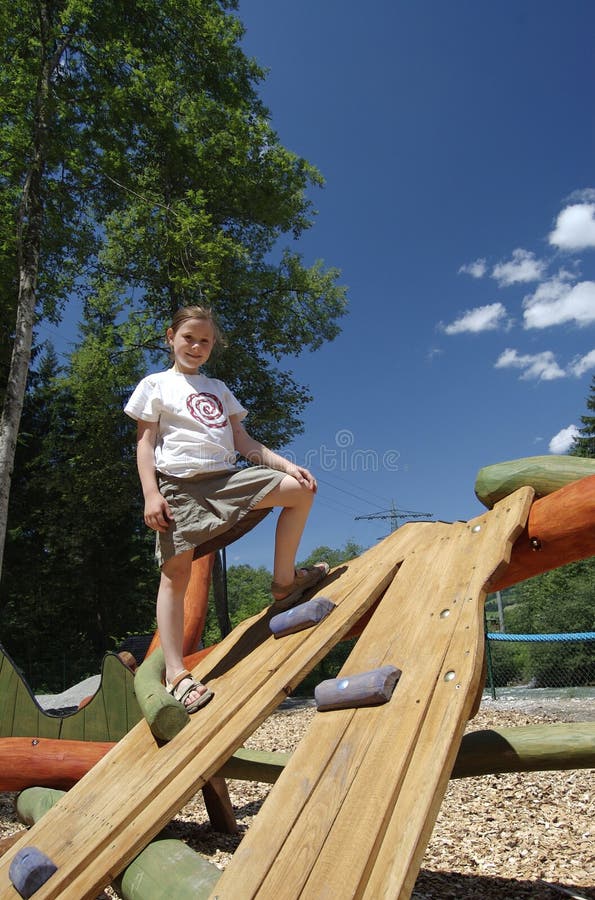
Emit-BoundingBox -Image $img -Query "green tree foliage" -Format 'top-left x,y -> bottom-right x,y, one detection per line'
298,542 -> 364,570
2,301 -> 157,688
491,560 -> 595,688
0,0 -> 347,576
485,379 -> 595,688
203,561 -> 272,647
570,375 -> 595,458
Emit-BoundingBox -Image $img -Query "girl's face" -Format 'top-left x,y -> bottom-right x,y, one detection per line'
167,318 -> 215,374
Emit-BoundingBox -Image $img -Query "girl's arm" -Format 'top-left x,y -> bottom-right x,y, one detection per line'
230,415 -> 317,492
136,419 -> 173,531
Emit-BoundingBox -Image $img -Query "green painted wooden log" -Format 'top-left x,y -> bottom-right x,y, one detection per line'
475,455 -> 595,509
15,788 -> 66,826
218,747 -> 292,784
221,724 -> 595,782
451,723 -> 595,778
222,724 -> 595,783
114,838 -> 221,899
134,648 -> 189,741
16,789 -> 221,900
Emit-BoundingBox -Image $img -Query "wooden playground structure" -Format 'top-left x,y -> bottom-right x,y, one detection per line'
0,456 -> 593,899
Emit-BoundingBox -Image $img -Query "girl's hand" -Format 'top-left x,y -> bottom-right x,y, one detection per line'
288,465 -> 318,493
144,492 -> 174,532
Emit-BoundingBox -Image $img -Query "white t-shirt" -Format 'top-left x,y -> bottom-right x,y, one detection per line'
124,369 -> 247,477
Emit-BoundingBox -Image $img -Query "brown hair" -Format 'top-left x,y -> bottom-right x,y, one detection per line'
169,305 -> 225,348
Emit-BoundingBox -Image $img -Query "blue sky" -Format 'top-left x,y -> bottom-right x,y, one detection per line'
35,1 -> 594,571
229,0 -> 595,567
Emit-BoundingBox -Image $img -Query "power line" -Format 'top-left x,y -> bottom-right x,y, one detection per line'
316,475 -> 390,513
355,500 -> 433,533
316,470 -> 393,509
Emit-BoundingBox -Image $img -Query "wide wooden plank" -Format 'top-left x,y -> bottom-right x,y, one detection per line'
357,488 -> 533,900
0,522 -> 428,900
213,523 -> 454,897
212,488 -> 532,899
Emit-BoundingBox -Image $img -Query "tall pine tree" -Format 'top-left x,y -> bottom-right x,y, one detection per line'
571,375 -> 595,458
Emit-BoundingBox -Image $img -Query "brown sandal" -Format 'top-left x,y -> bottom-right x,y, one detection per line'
271,562 -> 330,603
165,670 -> 214,713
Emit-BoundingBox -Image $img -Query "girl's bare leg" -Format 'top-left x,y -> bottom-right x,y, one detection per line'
157,548 -> 207,704
253,474 -> 317,589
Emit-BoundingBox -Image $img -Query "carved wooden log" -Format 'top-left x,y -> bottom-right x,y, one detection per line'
146,553 -> 215,658
489,474 -> 595,591
0,739 -> 114,791
475,455 -> 595,508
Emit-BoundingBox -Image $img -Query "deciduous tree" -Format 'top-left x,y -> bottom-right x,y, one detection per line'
0,0 -> 346,579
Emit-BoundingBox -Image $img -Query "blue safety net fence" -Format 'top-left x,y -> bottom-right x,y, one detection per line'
487,631 -> 595,642
484,630 -> 595,698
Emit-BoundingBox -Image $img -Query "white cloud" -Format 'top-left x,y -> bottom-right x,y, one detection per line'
458,258 -> 487,278
549,424 -> 579,454
569,348 -> 595,377
442,302 -> 509,335
549,203 -> 595,250
494,348 -> 565,380
492,248 -> 547,286
523,278 -> 595,328
567,188 -> 595,204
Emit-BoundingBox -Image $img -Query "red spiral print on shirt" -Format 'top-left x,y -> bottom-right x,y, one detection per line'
186,392 -> 227,428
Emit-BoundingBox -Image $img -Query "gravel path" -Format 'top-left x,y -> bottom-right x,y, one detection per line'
1,697 -> 593,899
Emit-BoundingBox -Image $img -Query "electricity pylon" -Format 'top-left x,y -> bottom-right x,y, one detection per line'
355,501 -> 433,533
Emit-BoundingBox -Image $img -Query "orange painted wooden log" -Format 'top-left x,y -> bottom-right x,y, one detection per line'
0,739 -> 114,791
183,644 -> 217,671
489,473 -> 595,591
146,552 -> 215,658
346,475 -> 595,639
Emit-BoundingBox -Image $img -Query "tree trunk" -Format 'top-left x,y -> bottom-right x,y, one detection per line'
0,174 -> 43,584
0,3 -> 59,580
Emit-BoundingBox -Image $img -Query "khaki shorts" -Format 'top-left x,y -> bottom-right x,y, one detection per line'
155,465 -> 286,566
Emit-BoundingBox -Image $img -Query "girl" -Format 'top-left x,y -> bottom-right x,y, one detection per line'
125,306 -> 328,712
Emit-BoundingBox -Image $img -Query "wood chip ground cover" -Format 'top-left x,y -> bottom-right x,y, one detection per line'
1,698 -> 593,899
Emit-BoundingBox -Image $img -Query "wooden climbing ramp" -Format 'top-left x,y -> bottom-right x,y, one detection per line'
212,487 -> 533,899
0,489 -> 532,899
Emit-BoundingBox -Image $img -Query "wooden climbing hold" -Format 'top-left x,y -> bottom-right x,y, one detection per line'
9,846 -> 57,898
315,664 -> 401,711
269,597 -> 336,638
